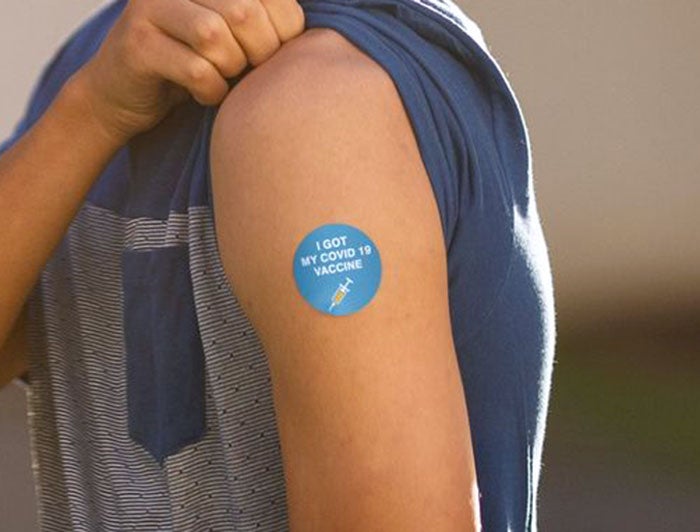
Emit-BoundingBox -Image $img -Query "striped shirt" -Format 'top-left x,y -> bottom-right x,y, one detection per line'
0,0 -> 556,530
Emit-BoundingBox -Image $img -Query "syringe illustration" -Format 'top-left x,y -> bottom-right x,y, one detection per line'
328,277 -> 354,311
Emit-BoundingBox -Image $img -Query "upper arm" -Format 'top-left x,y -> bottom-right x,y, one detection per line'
210,28 -> 480,531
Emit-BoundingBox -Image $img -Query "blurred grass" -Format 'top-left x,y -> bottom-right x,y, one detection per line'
546,338 -> 700,480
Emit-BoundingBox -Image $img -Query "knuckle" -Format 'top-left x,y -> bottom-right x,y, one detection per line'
225,0 -> 255,26
186,58 -> 213,84
185,60 -> 227,104
192,13 -> 225,47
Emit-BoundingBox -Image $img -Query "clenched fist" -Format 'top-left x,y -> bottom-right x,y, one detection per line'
75,0 -> 306,144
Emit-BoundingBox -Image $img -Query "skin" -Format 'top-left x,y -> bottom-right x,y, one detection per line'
210,27 -> 482,531
0,0 -> 305,384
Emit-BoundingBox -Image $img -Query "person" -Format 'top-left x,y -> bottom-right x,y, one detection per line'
0,0 -> 556,530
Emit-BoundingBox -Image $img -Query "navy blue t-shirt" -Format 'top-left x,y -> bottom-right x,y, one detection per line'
0,0 -> 556,530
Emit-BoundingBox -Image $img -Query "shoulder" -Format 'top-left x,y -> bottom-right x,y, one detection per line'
211,26 -> 405,148
208,26 -> 444,325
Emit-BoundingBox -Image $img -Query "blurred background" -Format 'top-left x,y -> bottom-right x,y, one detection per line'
1,0 -> 698,530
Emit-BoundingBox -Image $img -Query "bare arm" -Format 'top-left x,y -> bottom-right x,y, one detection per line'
0,77 -> 123,348
210,28 -> 481,531
0,303 -> 29,390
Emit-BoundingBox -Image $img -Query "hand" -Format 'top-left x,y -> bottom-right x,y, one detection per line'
74,0 -> 306,144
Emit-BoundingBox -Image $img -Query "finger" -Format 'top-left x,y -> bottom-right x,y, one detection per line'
151,0 -> 248,78
166,84 -> 192,107
147,27 -> 230,106
255,0 -> 306,42
189,0 -> 282,66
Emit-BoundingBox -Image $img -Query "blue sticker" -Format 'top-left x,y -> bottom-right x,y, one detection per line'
293,223 -> 382,316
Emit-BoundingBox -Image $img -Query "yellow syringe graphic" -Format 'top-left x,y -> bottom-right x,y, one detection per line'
328,277 -> 354,311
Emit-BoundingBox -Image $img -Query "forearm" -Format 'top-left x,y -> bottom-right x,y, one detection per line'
0,352 -> 26,391
0,305 -> 28,390
0,72 -> 124,346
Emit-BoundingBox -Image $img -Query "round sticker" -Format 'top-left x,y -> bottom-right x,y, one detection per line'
293,223 -> 382,316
